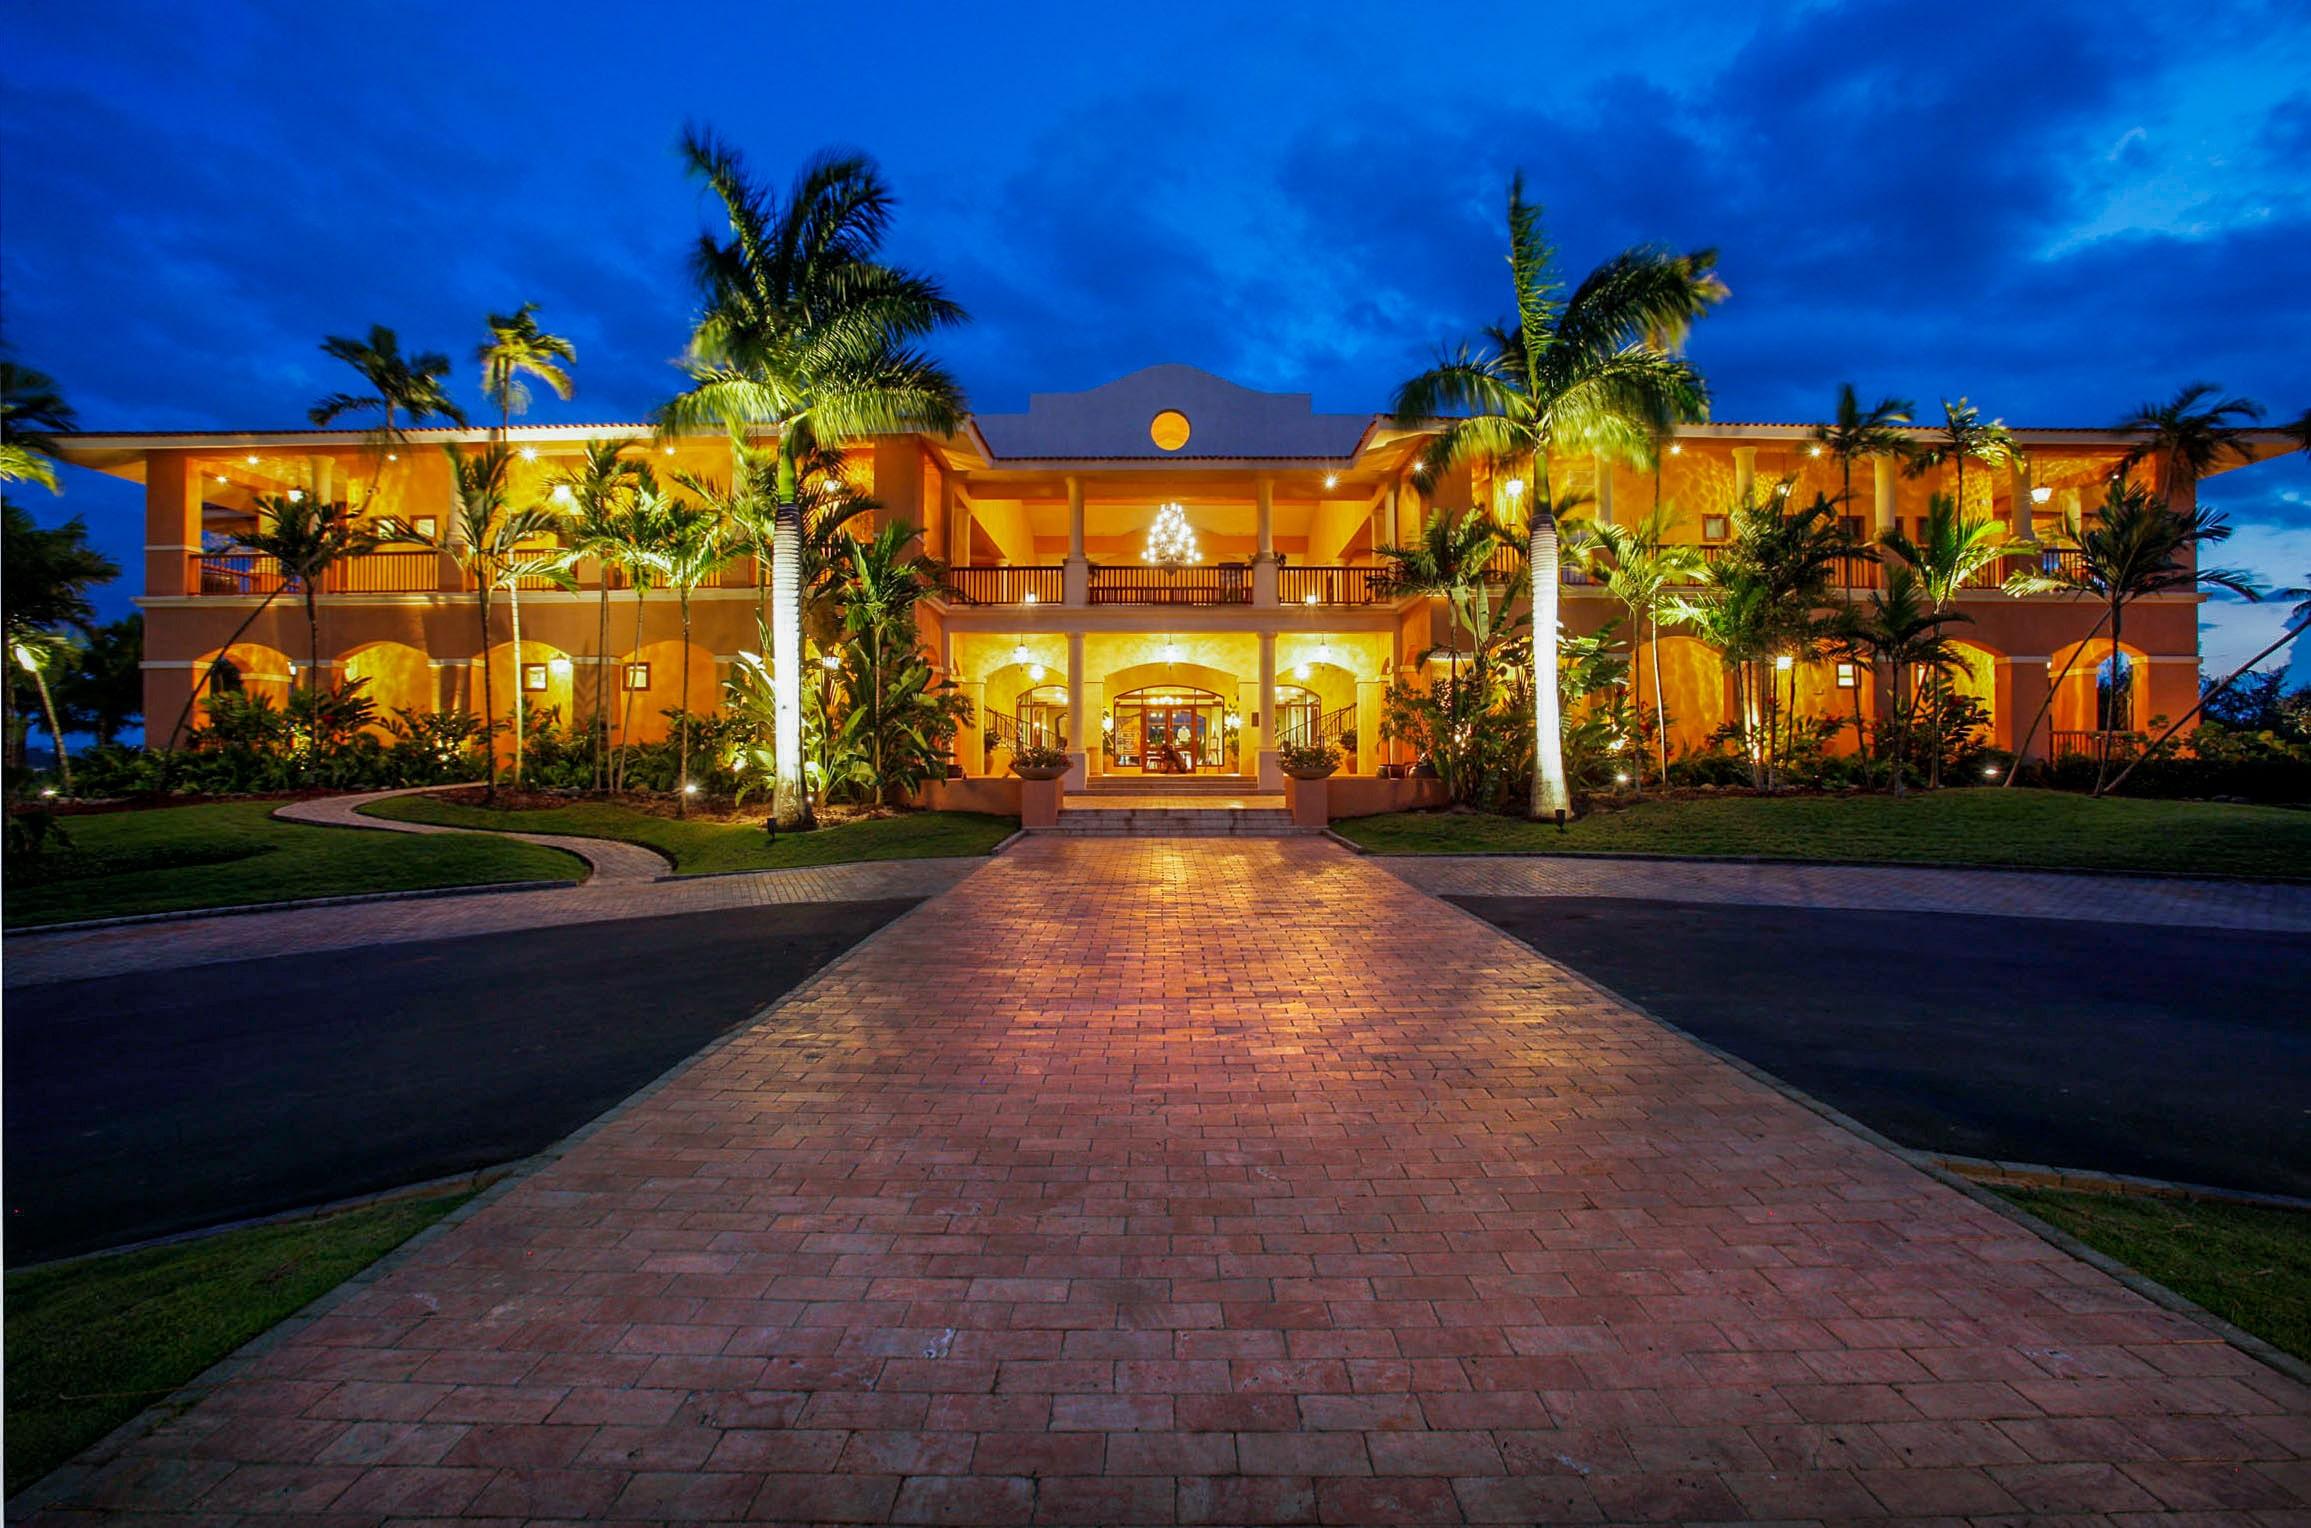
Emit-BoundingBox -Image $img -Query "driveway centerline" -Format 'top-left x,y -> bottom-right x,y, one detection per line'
22,837 -> 2307,1525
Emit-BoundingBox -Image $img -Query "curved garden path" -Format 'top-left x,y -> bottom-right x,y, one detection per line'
274,785 -> 673,884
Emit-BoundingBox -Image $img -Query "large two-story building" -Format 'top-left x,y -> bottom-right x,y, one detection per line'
55,364 -> 2288,798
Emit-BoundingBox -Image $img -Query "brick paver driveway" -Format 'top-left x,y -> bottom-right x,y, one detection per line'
28,839 -> 2308,1524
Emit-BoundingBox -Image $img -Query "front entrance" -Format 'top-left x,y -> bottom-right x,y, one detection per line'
1107,686 -> 1233,774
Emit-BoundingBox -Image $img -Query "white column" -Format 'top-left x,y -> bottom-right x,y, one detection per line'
2008,459 -> 2032,541
1064,630 -> 1087,790
1256,630 -> 1281,790
1256,477 -> 1275,561
1591,454 -> 1615,528
956,679 -> 985,776
1873,454 -> 1898,538
1733,446 -> 1757,505
1355,679 -> 1385,776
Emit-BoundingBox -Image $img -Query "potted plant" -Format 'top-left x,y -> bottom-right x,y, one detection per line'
1279,740 -> 1340,780
1008,741 -> 1072,780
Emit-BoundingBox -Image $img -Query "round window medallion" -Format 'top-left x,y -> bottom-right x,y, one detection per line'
1148,409 -> 1191,451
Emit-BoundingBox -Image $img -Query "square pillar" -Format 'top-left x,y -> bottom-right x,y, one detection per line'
1591,454 -> 1616,528
1255,476 -> 1275,561
1064,475 -> 1089,606
1356,679 -> 1385,776
145,451 -> 203,596
1256,631 -> 1281,789
955,679 -> 985,776
2005,657 -> 2050,761
1733,446 -> 1757,505
1064,631 -> 1087,789
1286,774 -> 1329,829
1083,680 -> 1105,777
2007,459 -> 2032,542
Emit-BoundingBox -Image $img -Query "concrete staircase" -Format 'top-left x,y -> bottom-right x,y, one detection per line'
1041,774 -> 1309,836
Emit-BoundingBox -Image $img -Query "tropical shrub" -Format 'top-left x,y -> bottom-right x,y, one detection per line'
1278,740 -> 1340,775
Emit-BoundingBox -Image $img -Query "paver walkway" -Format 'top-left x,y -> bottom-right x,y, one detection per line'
2,859 -> 984,988
1384,853 -> 2311,931
275,786 -> 675,883
22,839 -> 2308,1525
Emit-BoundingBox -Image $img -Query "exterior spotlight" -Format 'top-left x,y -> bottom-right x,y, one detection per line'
1808,444 -> 1824,457
2031,485 -> 2054,505
662,445 -> 674,456
1775,654 -> 1795,671
1984,763 -> 2001,778
822,476 -> 840,493
550,484 -> 574,503
1506,479 -> 1524,498
1614,771 -> 1631,784
386,452 -> 399,462
245,454 -> 259,465
683,782 -> 699,794
1022,591 -> 1038,605
1668,442 -> 1682,455
519,447 -> 539,462
1304,592 -> 1320,605
287,489 -> 304,502
1102,711 -> 1114,732
41,786 -> 58,798
821,653 -> 840,671
1324,473 -> 1339,489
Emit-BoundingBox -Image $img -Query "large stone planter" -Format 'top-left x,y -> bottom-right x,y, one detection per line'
1009,762 -> 1071,781
1019,776 -> 1063,828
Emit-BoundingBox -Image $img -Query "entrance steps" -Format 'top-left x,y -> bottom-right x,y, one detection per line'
1076,775 -> 1260,796
1042,787 -> 1307,836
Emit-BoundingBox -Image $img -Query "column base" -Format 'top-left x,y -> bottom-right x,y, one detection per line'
1257,748 -> 1283,791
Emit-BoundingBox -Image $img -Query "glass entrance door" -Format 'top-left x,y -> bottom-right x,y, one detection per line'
1108,687 -> 1231,773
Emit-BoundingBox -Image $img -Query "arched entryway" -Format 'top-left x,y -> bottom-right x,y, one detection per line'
1108,685 -> 1233,774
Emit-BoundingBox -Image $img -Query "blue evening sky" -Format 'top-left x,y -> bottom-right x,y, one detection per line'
5,0 -> 2307,677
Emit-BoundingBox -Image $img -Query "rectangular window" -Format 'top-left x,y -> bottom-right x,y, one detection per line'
1836,662 -> 1858,689
521,663 -> 549,693
411,516 -> 438,539
622,662 -> 651,691
1702,514 -> 1728,542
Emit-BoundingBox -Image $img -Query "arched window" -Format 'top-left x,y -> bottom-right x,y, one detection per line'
1274,684 -> 1322,747
1015,684 -> 1069,748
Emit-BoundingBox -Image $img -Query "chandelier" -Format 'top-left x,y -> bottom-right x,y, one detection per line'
1141,501 -> 1198,568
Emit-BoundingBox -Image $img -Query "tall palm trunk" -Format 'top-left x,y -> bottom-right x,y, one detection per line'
2103,619 -> 2307,796
2095,597 -> 2125,794
25,655 -> 72,794
616,587 -> 646,795
1527,493 -> 1569,820
302,581 -> 323,696
508,580 -> 528,790
593,581 -> 612,792
476,584 -> 498,797
1649,611 -> 1670,786
770,494 -> 810,828
676,589 -> 694,818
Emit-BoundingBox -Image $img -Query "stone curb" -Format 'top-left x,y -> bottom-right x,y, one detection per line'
1927,1153 -> 2311,1212
5,861 -> 992,1520
1350,843 -> 2311,886
1412,886 -> 2311,1394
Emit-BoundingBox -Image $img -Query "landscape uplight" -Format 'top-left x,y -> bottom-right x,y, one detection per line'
1774,654 -> 1795,671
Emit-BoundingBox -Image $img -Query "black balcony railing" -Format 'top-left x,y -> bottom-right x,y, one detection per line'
1089,564 -> 1251,605
1278,565 -> 1384,605
946,565 -> 1064,605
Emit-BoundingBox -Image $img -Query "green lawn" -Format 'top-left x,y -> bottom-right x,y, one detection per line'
4,802 -> 585,928
364,796 -> 1017,875
4,1191 -> 474,1495
1995,1188 -> 2310,1364
1334,788 -> 2311,878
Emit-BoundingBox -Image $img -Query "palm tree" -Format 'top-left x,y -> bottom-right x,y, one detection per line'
2113,382 -> 2263,503
478,303 -> 576,435
660,126 -> 968,830
2005,479 -> 2256,792
835,520 -> 965,804
228,495 -> 379,695
1,360 -> 76,491
1906,397 -> 2016,516
1812,383 -> 1914,504
1838,565 -> 1971,794
554,442 -> 646,789
1880,492 -> 2005,785
610,473 -> 676,794
309,325 -> 468,437
2102,573 -> 2309,796
1376,506 -> 1518,691
2282,407 -> 2311,456
1392,175 -> 1725,818
56,613 -> 142,747
642,495 -> 733,815
384,445 -> 558,794
1573,501 -> 1705,786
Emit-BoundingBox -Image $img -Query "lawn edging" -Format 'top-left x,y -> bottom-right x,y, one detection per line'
8,875 -> 578,937
1349,840 -> 2311,886
5,860 -> 982,1516
1415,888 -> 2311,1392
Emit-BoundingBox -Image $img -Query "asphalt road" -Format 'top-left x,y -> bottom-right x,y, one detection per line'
1454,895 -> 2311,1200
3,900 -> 919,1265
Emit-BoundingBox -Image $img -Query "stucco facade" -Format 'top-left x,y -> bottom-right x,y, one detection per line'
58,364 -> 2289,782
